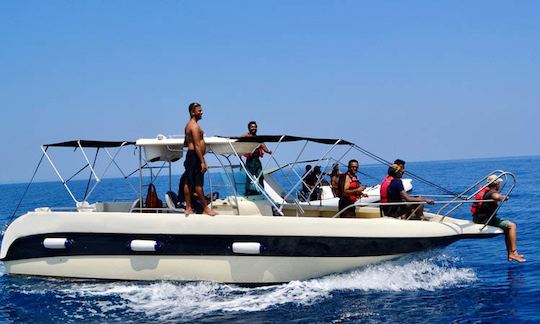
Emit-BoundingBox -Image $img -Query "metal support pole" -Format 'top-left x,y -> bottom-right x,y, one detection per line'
226,140 -> 283,215
139,146 -> 143,213
279,140 -> 342,213
78,141 -> 100,182
41,146 -> 78,203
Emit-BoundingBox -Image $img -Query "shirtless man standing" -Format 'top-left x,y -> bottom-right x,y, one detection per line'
183,102 -> 217,216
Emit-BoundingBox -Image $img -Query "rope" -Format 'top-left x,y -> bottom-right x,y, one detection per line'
3,153 -> 45,233
357,170 -> 379,182
353,144 -> 458,197
65,164 -> 90,183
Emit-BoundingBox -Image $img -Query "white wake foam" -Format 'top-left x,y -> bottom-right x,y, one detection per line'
17,254 -> 477,321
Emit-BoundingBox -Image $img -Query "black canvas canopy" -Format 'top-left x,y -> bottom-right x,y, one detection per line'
225,135 -> 354,146
44,140 -> 136,148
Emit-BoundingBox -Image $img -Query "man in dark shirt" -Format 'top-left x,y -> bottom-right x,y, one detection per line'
382,164 -> 434,219
302,165 -> 322,200
473,175 -> 525,262
301,164 -> 313,199
243,121 -> 272,195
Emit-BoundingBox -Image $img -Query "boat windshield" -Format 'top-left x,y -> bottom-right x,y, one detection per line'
209,164 -> 262,197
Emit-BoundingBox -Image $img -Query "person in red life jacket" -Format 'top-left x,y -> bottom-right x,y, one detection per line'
382,164 -> 434,219
144,183 -> 162,210
380,159 -> 406,206
380,164 -> 399,216
182,102 -> 217,216
243,121 -> 272,195
472,175 -> 525,263
337,159 -> 367,218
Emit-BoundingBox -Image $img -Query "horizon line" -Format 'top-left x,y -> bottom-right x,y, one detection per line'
1,154 -> 538,186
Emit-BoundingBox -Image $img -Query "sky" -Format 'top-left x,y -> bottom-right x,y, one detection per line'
0,1 -> 539,184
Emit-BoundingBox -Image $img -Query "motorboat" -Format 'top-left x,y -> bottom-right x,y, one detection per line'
0,135 -> 511,284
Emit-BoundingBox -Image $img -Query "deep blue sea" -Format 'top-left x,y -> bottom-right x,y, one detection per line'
1,156 -> 539,323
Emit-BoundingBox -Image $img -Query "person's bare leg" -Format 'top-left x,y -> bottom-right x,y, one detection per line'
507,222 -> 525,262
415,204 -> 424,218
195,185 -> 218,216
504,230 -> 511,255
405,204 -> 423,220
184,183 -> 194,214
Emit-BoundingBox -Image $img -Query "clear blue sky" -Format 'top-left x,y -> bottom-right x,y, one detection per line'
1,1 -> 539,183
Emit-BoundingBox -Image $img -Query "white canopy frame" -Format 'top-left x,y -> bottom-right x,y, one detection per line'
41,141 -> 136,204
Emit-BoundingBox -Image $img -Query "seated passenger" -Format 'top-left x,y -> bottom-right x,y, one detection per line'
380,159 -> 405,210
381,164 -> 434,219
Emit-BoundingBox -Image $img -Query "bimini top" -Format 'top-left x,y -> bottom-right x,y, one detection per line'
229,135 -> 354,146
43,135 -> 354,163
44,140 -> 135,148
136,135 -> 262,162
135,134 -> 355,162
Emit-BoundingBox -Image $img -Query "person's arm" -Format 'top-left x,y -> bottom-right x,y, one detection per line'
400,191 -> 434,204
343,177 -> 366,196
331,176 -> 338,188
190,124 -> 207,173
260,143 -> 272,154
491,192 -> 508,202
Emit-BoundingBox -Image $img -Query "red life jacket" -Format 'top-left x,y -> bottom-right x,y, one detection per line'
337,173 -> 361,202
470,186 -> 491,216
145,183 -> 162,209
242,132 -> 264,158
380,175 -> 393,203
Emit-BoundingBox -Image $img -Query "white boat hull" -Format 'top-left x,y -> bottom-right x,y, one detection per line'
0,210 -> 502,284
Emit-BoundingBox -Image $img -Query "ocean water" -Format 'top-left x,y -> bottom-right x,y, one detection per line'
1,156 -> 539,323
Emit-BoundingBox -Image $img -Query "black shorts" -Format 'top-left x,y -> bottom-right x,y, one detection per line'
246,156 -> 262,178
183,150 -> 204,189
338,197 -> 356,218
